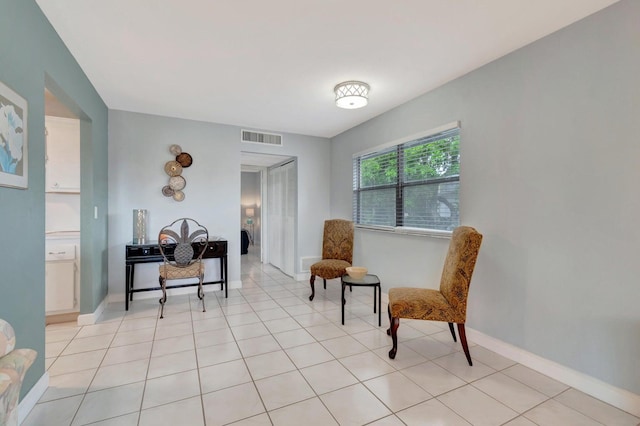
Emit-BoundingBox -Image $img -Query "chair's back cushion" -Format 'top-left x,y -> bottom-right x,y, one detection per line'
322,219 -> 354,263
439,226 -> 483,320
0,319 -> 16,357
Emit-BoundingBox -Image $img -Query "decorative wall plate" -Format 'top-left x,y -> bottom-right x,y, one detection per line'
168,175 -> 186,190
162,185 -> 174,197
176,152 -> 193,167
173,190 -> 185,201
169,144 -> 182,155
164,160 -> 183,177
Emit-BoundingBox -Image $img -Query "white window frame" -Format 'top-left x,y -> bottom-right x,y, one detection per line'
352,122 -> 460,238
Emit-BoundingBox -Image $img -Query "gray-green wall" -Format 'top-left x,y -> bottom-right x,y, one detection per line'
0,0 -> 109,397
331,0 -> 639,395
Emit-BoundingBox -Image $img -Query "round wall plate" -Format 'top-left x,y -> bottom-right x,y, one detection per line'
176,152 -> 193,167
162,185 -> 174,197
168,175 -> 186,190
169,144 -> 182,155
164,160 -> 183,177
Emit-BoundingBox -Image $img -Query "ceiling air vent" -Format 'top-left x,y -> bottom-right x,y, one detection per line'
241,130 -> 283,146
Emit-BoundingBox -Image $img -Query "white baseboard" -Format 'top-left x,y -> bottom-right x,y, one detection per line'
18,372 -> 49,424
77,297 -> 107,326
467,328 -> 640,418
294,272 -> 309,282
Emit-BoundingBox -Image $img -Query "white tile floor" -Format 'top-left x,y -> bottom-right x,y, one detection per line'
27,247 -> 640,425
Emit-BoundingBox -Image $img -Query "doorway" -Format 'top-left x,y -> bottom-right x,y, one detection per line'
240,152 -> 297,277
44,87 -> 81,324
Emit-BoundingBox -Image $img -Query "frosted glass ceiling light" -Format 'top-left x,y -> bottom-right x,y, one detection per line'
334,81 -> 369,109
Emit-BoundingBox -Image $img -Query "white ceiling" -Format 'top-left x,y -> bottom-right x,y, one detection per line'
36,0 -> 618,138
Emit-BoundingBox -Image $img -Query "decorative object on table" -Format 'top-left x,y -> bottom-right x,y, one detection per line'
387,226 -> 483,365
0,80 -> 28,189
162,145 -> 193,202
309,219 -> 354,301
0,318 -> 37,426
157,218 -> 209,318
345,266 -> 367,280
132,209 -> 149,244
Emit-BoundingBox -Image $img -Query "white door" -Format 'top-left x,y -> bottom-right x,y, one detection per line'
267,160 -> 296,276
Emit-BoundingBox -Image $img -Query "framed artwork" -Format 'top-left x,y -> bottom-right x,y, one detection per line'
0,80 -> 28,189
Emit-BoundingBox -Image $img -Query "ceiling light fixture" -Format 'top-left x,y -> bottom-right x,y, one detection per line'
334,81 -> 370,109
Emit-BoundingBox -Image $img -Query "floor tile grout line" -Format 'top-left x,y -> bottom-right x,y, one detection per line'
37,250 -> 639,426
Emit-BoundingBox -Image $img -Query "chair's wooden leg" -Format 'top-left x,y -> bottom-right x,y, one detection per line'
386,304 -> 392,335
457,323 -> 472,366
388,316 -> 400,359
323,278 -> 327,289
448,322 -> 457,342
159,276 -> 167,319
199,276 -> 206,313
309,275 -> 315,301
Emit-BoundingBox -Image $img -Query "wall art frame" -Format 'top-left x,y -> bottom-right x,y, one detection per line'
0,80 -> 28,189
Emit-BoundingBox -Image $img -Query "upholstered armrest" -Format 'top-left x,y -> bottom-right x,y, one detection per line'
0,349 -> 38,381
0,319 -> 38,426
0,320 -> 16,358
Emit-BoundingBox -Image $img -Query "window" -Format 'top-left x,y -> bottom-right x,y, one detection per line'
352,126 -> 460,233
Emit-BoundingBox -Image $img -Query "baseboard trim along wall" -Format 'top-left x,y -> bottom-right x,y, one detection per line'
19,372 -> 49,424
466,328 -> 640,418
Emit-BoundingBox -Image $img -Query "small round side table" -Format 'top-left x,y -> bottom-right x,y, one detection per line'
341,273 -> 381,326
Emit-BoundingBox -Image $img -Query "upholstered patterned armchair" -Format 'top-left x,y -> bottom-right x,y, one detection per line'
387,226 -> 483,365
158,218 -> 209,318
309,219 -> 354,301
0,319 -> 37,426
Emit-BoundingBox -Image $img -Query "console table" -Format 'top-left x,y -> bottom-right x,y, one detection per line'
125,239 -> 228,310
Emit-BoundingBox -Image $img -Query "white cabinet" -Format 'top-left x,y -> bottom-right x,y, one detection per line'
45,243 -> 78,314
45,116 -> 80,193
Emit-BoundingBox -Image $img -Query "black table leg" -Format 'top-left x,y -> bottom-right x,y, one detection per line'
125,264 -> 132,311
377,284 -> 381,327
341,279 -> 346,325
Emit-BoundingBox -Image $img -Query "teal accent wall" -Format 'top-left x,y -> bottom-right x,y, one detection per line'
0,0 -> 109,398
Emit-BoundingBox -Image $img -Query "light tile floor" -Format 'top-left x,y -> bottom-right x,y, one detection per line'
26,247 -> 640,425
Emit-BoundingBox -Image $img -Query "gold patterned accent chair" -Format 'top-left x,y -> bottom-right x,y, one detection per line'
309,219 -> 354,301
387,226 -> 483,365
0,319 -> 37,426
158,218 -> 209,319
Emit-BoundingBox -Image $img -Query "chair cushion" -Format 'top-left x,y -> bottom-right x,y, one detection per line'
322,220 -> 354,264
159,262 -> 204,279
388,287 -> 465,323
439,226 -> 482,316
0,320 -> 15,358
310,259 -> 351,280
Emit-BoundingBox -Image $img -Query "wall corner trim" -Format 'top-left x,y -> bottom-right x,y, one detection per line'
77,297 -> 107,325
19,372 -> 49,424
